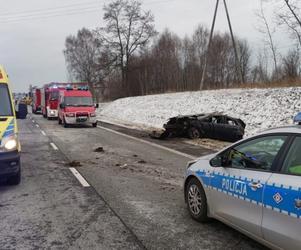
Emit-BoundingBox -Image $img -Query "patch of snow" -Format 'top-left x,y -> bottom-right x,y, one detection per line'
97,87 -> 301,137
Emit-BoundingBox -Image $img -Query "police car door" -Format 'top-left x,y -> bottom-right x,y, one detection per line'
262,136 -> 301,249
209,135 -> 288,238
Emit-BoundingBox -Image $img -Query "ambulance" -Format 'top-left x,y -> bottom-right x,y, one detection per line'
0,66 -> 21,185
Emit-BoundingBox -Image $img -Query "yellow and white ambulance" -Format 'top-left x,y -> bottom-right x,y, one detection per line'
0,66 -> 21,185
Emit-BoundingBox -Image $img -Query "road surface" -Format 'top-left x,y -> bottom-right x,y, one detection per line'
0,115 -> 266,249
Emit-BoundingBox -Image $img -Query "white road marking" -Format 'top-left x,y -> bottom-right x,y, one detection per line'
41,130 -> 46,136
97,125 -> 196,160
69,168 -> 90,187
32,119 -> 35,123
50,142 -> 59,151
36,124 -> 40,128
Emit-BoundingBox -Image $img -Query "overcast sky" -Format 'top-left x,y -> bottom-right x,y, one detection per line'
0,0 -> 291,92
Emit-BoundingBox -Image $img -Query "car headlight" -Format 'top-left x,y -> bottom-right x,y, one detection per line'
66,113 -> 75,117
1,135 -> 18,152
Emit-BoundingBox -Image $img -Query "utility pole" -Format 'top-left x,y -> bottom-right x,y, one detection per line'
200,0 -> 219,90
223,0 -> 244,83
200,0 -> 244,90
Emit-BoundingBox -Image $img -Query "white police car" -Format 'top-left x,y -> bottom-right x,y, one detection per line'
184,125 -> 301,249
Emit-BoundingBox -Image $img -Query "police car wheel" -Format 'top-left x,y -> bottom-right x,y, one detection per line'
186,178 -> 208,222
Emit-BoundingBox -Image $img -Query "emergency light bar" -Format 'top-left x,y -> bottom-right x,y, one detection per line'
66,85 -> 89,91
293,112 -> 301,124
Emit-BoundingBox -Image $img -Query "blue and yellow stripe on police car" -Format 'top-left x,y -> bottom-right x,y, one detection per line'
196,170 -> 301,219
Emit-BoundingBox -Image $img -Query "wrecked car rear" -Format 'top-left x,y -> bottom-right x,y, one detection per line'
151,113 -> 245,142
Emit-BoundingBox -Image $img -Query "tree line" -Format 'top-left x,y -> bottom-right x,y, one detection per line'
64,0 -> 301,101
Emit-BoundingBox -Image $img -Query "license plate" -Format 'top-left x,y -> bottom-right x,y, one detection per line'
76,117 -> 87,122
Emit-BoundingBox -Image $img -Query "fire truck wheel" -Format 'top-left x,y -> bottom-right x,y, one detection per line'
92,122 -> 97,128
63,118 -> 69,128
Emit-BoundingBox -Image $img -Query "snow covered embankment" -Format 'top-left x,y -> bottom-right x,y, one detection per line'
98,87 -> 301,137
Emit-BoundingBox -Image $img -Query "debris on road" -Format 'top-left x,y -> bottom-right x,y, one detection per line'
120,164 -> 128,169
94,147 -> 105,153
66,160 -> 82,167
150,113 -> 245,142
137,160 -> 147,164
185,138 -> 231,151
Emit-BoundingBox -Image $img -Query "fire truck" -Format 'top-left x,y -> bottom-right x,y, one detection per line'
58,86 -> 98,128
31,87 -> 41,114
40,83 -> 66,119
40,82 -> 88,119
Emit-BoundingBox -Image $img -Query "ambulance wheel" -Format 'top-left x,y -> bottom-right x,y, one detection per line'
7,169 -> 21,185
58,117 -> 62,125
92,122 -> 97,128
185,178 -> 208,222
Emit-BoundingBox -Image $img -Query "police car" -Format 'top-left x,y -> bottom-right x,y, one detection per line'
184,123 -> 301,249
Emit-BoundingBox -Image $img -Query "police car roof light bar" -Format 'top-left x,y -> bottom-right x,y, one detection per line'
293,112 -> 301,125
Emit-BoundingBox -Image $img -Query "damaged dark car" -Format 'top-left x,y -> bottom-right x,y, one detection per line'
151,113 -> 246,142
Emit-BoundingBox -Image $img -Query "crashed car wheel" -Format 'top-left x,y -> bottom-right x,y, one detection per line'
186,178 -> 208,222
188,127 -> 200,139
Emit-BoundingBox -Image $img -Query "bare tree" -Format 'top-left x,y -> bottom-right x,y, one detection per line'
251,48 -> 270,83
256,0 -> 279,80
64,28 -> 104,101
100,0 -> 157,96
282,48 -> 300,79
271,0 -> 301,47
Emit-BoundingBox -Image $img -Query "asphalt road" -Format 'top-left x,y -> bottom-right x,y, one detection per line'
1,115 -> 267,250
0,117 -> 143,250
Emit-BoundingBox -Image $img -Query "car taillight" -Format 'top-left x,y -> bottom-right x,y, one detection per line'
66,113 -> 75,117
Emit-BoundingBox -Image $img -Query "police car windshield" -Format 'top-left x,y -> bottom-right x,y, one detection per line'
0,83 -> 13,116
64,96 -> 93,107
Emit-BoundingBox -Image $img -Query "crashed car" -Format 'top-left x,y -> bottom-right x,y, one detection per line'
151,113 -> 246,142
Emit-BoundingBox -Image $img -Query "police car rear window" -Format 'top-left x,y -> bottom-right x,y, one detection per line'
0,83 -> 13,116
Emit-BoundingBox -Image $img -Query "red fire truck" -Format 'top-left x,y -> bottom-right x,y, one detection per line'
40,82 -> 88,119
31,87 -> 41,114
40,83 -> 66,119
58,86 -> 98,128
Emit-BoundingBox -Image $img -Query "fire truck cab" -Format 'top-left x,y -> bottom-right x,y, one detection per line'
58,86 -> 98,128
41,83 -> 64,119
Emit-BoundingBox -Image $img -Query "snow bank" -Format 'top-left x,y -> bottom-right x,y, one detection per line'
98,87 -> 301,136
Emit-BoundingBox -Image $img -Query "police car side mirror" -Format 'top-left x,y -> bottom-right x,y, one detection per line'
210,154 -> 229,168
210,156 -> 222,167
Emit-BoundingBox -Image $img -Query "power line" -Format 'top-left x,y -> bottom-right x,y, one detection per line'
0,7 -> 101,22
0,1 -> 102,17
0,0 -> 178,24
0,9 -> 101,24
